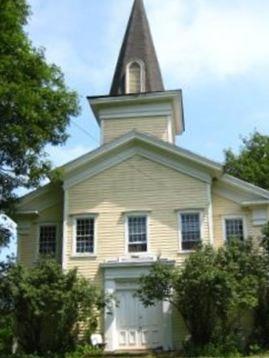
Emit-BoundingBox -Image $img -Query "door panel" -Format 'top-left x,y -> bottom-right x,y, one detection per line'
116,289 -> 162,349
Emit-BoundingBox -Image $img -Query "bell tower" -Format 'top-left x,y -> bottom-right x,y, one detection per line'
88,0 -> 184,145
110,0 -> 164,95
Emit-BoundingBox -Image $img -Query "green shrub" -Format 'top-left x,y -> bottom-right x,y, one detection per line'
0,315 -> 13,355
66,344 -> 103,358
0,260 -> 106,355
251,223 -> 269,349
183,340 -> 242,357
137,238 -> 266,353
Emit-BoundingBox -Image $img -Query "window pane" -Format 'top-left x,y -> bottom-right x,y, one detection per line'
225,219 -> 244,242
181,213 -> 201,251
128,216 -> 147,252
129,62 -> 141,93
39,225 -> 57,256
129,243 -> 147,253
76,218 -> 95,254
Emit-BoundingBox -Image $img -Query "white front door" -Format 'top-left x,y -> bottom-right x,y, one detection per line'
116,289 -> 162,350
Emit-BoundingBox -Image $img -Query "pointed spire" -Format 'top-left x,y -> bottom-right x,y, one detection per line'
110,0 -> 164,95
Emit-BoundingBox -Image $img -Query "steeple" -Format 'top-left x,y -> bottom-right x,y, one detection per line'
110,0 -> 164,96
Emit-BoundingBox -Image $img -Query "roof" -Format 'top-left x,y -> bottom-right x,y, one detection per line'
61,130 -> 223,177
17,131 -> 269,208
110,0 -> 164,95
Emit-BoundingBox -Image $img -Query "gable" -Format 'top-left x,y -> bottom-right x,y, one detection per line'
68,155 -> 209,216
17,132 -> 269,210
213,176 -> 269,205
17,183 -> 63,215
63,132 -> 221,190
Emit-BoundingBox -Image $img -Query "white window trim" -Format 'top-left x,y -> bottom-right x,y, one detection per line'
125,59 -> 145,94
222,215 -> 248,242
72,215 -> 97,258
37,222 -> 59,259
178,210 -> 204,253
125,212 -> 150,255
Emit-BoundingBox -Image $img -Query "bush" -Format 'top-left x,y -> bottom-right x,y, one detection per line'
137,238 -> 266,354
251,223 -> 269,348
0,260 -> 14,355
66,344 -> 103,358
183,340 -> 242,357
0,345 -> 104,358
0,315 -> 13,355
0,260 -> 106,355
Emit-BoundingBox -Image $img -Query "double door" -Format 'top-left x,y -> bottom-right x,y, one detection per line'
116,289 -> 162,350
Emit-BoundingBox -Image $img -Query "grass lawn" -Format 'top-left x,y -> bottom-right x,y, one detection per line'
104,353 -> 269,358
125,355 -> 269,358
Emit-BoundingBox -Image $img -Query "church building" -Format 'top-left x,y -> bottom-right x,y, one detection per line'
16,0 -> 269,352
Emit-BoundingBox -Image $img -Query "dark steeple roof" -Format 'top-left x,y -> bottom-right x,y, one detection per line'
110,0 -> 164,95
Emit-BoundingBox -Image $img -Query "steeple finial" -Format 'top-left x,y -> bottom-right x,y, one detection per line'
110,0 -> 164,95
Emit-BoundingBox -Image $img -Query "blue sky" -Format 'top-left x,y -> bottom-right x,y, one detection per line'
1,0 -> 269,259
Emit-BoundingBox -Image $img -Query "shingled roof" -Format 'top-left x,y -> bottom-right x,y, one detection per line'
110,0 -> 164,96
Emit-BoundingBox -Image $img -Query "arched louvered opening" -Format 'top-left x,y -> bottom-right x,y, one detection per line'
126,60 -> 145,94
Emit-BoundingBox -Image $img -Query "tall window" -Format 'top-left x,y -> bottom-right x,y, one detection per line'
75,218 -> 95,254
39,225 -> 57,256
127,60 -> 144,93
225,218 -> 244,242
179,212 -> 202,251
127,216 -> 147,253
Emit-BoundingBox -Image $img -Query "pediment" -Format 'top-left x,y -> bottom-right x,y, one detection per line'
18,131 -> 269,209
62,131 -> 223,189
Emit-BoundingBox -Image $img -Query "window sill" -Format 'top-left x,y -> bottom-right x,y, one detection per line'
127,251 -> 151,256
70,254 -> 97,259
177,250 -> 195,254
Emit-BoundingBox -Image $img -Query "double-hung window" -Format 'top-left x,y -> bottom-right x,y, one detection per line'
39,224 -> 57,256
75,217 -> 95,255
224,217 -> 245,242
127,215 -> 148,253
179,212 -> 202,251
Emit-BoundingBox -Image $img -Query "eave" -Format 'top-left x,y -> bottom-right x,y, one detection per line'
242,201 -> 269,207
16,210 -> 39,217
61,130 -> 222,176
222,175 -> 269,200
87,90 -> 185,135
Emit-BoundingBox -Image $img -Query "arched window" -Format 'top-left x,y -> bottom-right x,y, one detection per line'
126,60 -> 145,94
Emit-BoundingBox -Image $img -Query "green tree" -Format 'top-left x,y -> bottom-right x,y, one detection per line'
252,223 -> 269,348
137,240 -> 262,354
0,0 -> 80,246
0,261 -> 14,355
224,132 -> 269,190
0,260 -> 105,355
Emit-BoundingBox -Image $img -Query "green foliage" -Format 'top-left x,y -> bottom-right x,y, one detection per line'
0,260 -> 105,355
224,131 -> 269,190
183,338 -> 242,357
136,260 -> 176,306
138,237 -> 269,354
0,315 -> 13,355
65,344 -> 104,358
0,0 -> 80,245
251,223 -> 269,349
261,222 -> 269,254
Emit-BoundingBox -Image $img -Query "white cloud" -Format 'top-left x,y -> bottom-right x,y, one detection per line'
26,0 -> 269,89
26,0 -> 114,93
146,0 -> 269,85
